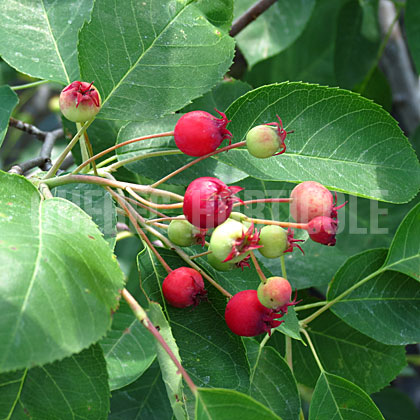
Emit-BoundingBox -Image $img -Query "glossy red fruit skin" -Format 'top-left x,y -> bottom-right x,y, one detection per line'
183,177 -> 242,229
290,181 -> 333,223
174,110 -> 232,157
59,81 -> 101,122
307,216 -> 337,246
162,267 -> 207,308
224,290 -> 283,337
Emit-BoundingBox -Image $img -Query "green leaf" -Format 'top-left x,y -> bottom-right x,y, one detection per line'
406,0 -> 420,74
0,85 -> 18,148
328,249 -> 420,345
246,0 -> 346,87
384,202 -> 420,281
196,388 -> 281,420
182,79 -> 252,114
78,0 -> 235,121
100,300 -> 156,391
334,0 -> 380,89
116,114 -> 247,185
0,172 -> 124,372
292,310 -> 406,393
1,345 -> 109,420
309,372 -> 384,420
372,387 -> 420,420
235,0 -> 315,68
109,360 -> 173,420
148,302 -> 188,420
0,0 -> 93,83
221,82 -> 420,203
52,183 -> 117,248
246,342 -> 300,420
275,308 -> 301,341
138,249 -> 251,392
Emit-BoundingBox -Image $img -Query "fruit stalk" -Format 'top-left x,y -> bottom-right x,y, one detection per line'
121,288 -> 197,395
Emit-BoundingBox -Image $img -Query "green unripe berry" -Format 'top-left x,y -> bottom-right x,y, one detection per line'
258,225 -> 288,258
257,276 -> 292,311
246,125 -> 281,158
210,219 -> 249,264
168,219 -> 200,247
207,246 -> 235,271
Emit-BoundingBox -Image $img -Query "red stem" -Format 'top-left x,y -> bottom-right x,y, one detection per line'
151,141 -> 247,187
109,189 -> 173,273
234,198 -> 292,207
246,217 -> 307,230
250,251 -> 267,283
73,131 -> 175,173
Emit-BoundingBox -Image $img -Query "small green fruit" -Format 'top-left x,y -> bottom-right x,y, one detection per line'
207,246 -> 234,271
246,125 -> 281,158
168,219 -> 201,247
258,225 -> 288,258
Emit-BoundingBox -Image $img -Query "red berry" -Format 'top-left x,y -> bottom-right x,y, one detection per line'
224,290 -> 283,337
183,177 -> 243,229
59,81 -> 101,122
306,216 -> 338,246
174,109 -> 232,157
162,267 -> 207,308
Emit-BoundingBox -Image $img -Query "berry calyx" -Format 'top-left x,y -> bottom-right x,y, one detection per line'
306,216 -> 338,246
162,267 -> 207,308
59,81 -> 101,122
257,277 -> 300,313
168,219 -> 206,247
174,109 -> 232,157
183,177 -> 243,229
290,181 -> 347,223
210,219 -> 261,264
225,290 -> 284,337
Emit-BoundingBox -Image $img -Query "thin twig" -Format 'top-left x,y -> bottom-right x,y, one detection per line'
151,141 -> 246,188
8,117 -> 47,140
230,0 -> 277,37
121,288 -> 197,395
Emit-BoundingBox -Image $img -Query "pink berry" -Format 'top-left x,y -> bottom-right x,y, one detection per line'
183,177 -> 243,229
224,290 -> 284,337
174,109 -> 232,157
59,81 -> 101,122
162,267 -> 207,308
306,216 -> 338,246
257,277 -> 299,313
290,181 -> 333,223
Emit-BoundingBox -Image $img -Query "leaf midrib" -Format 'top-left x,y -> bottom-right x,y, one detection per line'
101,1 -> 192,108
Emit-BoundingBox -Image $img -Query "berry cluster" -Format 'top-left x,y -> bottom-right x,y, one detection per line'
59,90 -> 345,337
157,110 -> 345,337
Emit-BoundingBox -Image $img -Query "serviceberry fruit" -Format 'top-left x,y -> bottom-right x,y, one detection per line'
174,109 -> 232,157
162,267 -> 207,308
258,225 -> 304,258
59,81 -> 101,122
207,246 -> 235,272
225,290 -> 284,337
210,219 -> 261,264
183,177 -> 243,229
290,181 -> 346,223
257,276 -> 299,313
168,219 -> 205,247
306,216 -> 338,246
246,116 -> 293,158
